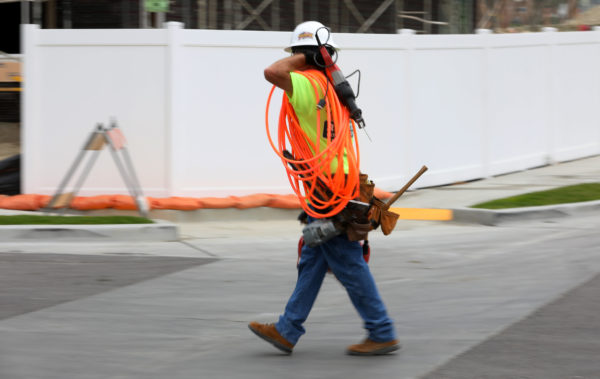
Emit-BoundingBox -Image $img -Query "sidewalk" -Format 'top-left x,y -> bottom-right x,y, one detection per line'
395,155 -> 600,209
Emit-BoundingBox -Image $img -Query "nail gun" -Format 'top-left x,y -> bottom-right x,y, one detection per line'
315,27 -> 366,131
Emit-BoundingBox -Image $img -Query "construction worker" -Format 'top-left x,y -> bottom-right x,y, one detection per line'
248,21 -> 399,356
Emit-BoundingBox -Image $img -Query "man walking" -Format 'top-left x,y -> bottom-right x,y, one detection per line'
248,21 -> 399,356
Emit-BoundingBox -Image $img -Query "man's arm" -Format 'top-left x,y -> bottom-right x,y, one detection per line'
264,54 -> 308,96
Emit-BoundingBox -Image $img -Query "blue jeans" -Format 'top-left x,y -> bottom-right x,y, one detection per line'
275,230 -> 396,345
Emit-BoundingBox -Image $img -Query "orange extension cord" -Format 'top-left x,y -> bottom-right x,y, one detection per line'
265,69 -> 360,218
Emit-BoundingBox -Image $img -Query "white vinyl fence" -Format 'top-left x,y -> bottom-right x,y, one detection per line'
21,23 -> 600,197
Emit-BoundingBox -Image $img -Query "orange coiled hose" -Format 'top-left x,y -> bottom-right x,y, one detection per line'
265,69 -> 360,218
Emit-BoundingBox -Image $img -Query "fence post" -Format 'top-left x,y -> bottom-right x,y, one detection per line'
399,29 -> 415,178
477,28 -> 492,178
595,27 -> 600,155
543,26 -> 557,164
166,22 -> 184,197
21,24 -> 40,194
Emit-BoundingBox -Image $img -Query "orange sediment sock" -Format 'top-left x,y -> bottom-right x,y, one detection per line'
0,193 -> 457,222
0,191 -> 392,212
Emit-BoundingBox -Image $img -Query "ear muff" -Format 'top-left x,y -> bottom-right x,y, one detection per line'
291,46 -> 336,67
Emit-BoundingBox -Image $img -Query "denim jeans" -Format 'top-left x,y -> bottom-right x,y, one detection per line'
275,231 -> 396,345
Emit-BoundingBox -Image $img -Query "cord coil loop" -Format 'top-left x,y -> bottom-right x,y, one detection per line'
265,69 -> 360,218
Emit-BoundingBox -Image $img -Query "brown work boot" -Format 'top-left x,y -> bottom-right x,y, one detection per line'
346,338 -> 401,356
248,321 -> 294,354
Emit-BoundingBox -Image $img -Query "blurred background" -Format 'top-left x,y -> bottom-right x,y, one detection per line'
3,1 -> 600,53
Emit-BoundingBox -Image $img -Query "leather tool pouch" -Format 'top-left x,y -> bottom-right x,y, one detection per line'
379,209 -> 399,235
342,173 -> 376,241
359,173 -> 375,203
368,197 -> 399,236
339,199 -> 371,241
346,219 -> 371,241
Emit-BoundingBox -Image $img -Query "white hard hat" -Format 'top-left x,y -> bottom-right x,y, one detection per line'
284,21 -> 339,52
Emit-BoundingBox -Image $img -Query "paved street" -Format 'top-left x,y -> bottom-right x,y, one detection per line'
1,212 -> 599,378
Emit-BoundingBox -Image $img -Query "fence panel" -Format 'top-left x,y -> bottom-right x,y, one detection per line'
22,24 -> 600,197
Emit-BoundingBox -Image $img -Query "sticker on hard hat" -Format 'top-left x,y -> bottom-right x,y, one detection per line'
298,32 -> 313,40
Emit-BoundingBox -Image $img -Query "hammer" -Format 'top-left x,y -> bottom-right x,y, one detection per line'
384,165 -> 428,209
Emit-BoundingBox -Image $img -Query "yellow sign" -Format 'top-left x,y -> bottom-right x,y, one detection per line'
145,0 -> 169,12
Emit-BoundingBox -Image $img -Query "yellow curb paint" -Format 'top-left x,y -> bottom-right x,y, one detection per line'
390,207 -> 453,221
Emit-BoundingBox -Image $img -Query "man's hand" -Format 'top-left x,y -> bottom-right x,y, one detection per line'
264,54 -> 309,96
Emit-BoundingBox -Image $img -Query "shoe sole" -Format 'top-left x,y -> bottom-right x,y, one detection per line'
346,344 -> 401,356
248,324 -> 293,354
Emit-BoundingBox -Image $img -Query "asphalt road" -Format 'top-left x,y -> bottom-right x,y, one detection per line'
1,213 -> 599,379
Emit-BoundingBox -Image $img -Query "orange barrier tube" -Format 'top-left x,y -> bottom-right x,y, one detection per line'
0,191 -> 393,212
0,194 -> 51,211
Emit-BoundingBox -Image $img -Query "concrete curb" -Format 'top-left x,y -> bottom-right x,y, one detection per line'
0,219 -> 178,242
451,200 -> 600,226
1,199 -> 598,238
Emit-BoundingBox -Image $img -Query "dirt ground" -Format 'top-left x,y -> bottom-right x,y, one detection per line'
0,122 -> 20,161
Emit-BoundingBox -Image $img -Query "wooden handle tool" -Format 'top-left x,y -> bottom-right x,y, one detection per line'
384,165 -> 428,210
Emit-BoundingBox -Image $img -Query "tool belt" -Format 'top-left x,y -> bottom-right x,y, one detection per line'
299,173 -> 399,244
346,173 -> 399,240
